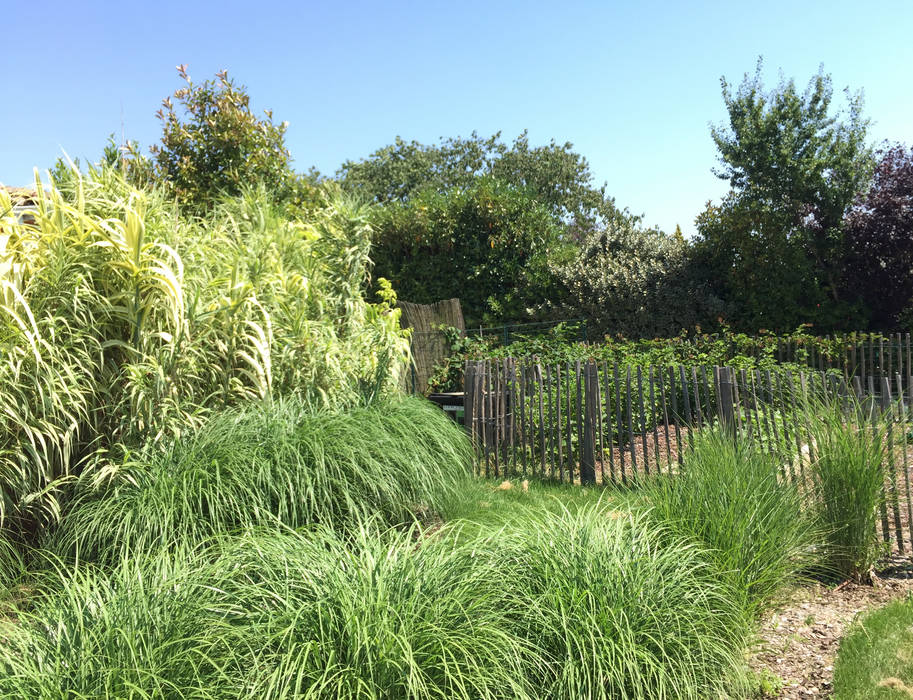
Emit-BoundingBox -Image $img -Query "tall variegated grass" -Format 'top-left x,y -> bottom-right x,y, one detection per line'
645,429 -> 818,616
0,166 -> 409,532
49,395 -> 472,564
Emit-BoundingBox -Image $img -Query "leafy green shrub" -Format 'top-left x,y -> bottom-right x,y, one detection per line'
495,505 -> 750,699
644,430 -> 817,615
370,177 -> 567,326
49,396 -> 472,564
0,548 -> 239,698
545,216 -> 725,339
212,525 -> 534,699
807,397 -> 889,581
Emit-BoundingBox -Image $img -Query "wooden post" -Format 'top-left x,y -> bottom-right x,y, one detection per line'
603,361 -> 616,483
575,361 -> 584,480
566,362 -> 574,482
626,366 -> 637,477
463,361 -> 475,442
615,363 -> 626,482
546,365 -> 555,481
896,372 -> 913,550
581,362 -> 598,485
637,366 -> 650,476
649,366 -> 662,475
556,364 -> 564,482
718,367 -> 737,439
537,363 -> 546,479
881,378 -> 904,553
669,366 -> 683,466
658,366 -> 673,472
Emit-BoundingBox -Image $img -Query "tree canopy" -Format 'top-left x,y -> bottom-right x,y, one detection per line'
844,143 -> 913,329
696,61 -> 874,331
338,131 -> 625,230
369,178 -> 566,326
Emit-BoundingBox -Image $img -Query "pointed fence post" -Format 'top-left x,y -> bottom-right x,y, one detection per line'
581,361 -> 598,484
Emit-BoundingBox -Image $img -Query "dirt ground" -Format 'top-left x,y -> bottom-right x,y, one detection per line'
749,556 -> 913,698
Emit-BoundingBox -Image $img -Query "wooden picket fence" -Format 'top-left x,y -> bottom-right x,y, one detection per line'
751,332 -> 913,392
463,359 -> 913,552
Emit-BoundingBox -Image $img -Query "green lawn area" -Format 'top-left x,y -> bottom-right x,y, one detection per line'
833,595 -> 913,699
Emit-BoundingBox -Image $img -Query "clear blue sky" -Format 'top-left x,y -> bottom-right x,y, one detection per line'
4,0 -> 912,235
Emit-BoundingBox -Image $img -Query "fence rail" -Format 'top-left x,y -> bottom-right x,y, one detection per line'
463,359 -> 913,553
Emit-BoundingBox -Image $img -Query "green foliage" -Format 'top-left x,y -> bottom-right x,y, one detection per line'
546,216 -> 725,338
2,488 -> 758,699
150,65 -> 293,211
832,594 -> 913,699
212,524 -> 533,699
338,130 -> 623,228
0,546 -> 240,699
49,396 -> 472,565
696,60 -> 874,332
494,505 -> 751,699
0,534 -> 23,601
645,430 -> 817,616
806,396 -> 890,581
370,177 -> 567,325
427,321 -> 585,393
429,324 -> 859,393
0,166 -> 409,531
844,143 -> 913,329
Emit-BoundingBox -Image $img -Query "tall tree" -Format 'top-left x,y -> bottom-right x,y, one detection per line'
844,143 -> 913,329
696,61 -> 873,331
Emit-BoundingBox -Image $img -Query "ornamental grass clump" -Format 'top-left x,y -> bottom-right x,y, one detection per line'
210,524 -> 534,699
645,429 -> 818,616
49,395 -> 473,564
495,504 -> 750,699
806,396 -> 889,581
0,547 -> 240,699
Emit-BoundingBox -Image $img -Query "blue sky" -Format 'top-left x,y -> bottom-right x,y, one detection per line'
3,0 -> 912,235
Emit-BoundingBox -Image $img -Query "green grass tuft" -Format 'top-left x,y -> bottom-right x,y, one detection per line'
643,429 -> 818,617
0,546 -> 241,698
211,523 -> 535,699
48,395 -> 472,564
806,397 -> 890,581
492,503 -> 751,699
0,533 -> 23,602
